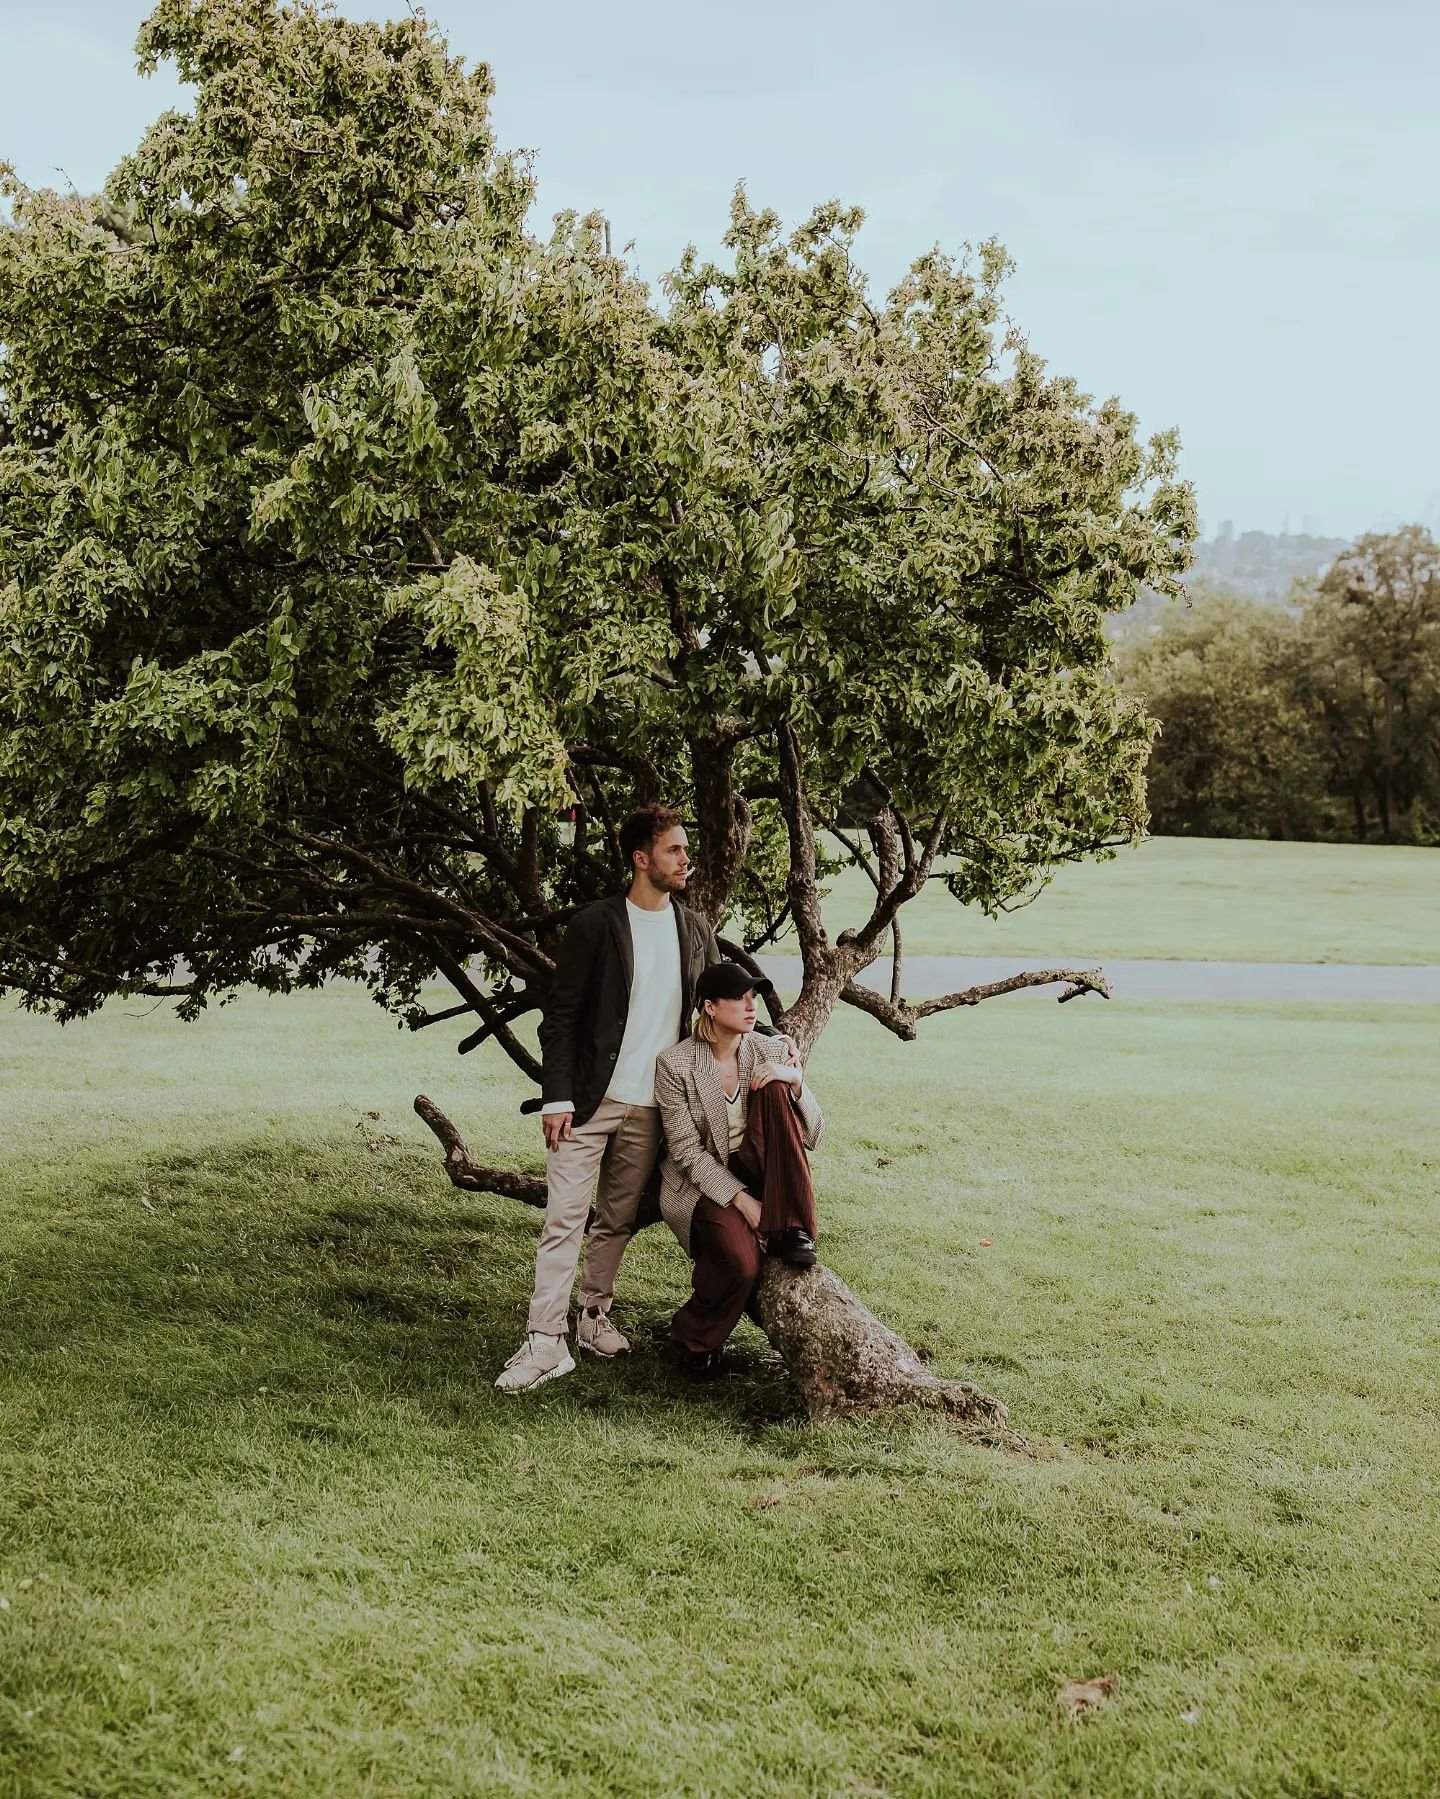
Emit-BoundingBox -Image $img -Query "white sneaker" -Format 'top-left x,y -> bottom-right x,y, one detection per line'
577,1307 -> 631,1358
494,1332 -> 575,1393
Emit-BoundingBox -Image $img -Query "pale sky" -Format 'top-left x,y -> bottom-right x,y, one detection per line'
3,0 -> 1437,540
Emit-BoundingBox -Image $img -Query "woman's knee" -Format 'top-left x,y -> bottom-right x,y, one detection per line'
709,1224 -> 761,1283
753,1080 -> 794,1116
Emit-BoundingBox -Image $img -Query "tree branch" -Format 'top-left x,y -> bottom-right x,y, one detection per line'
910,966 -> 1110,1014
845,803 -> 949,964
407,1000 -> 476,1031
281,826 -> 550,978
831,827 -> 881,891
741,896 -> 792,956
840,964 -> 1110,1035
412,1096 -> 547,1205
422,938 -> 544,1082
777,722 -> 826,956
456,993 -> 541,1058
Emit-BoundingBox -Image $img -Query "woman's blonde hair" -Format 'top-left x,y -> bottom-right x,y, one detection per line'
692,1002 -> 722,1046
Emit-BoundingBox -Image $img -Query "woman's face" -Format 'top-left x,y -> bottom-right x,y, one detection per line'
706,990 -> 757,1036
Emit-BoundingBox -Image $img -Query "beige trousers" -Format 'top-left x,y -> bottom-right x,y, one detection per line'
525,1099 -> 661,1337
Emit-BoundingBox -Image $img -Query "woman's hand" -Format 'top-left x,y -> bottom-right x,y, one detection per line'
731,1192 -> 763,1231
750,1059 -> 799,1092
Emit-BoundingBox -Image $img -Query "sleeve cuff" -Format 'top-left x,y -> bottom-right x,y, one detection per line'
540,1100 -> 574,1115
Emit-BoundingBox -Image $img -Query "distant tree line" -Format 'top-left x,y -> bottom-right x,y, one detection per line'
1117,526 -> 1440,844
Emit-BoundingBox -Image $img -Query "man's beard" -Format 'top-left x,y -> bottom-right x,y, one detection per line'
650,866 -> 689,893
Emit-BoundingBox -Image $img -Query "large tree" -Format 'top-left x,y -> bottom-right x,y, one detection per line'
1117,534 -> 1440,846
0,0 -> 1195,1428
1299,528 -> 1440,844
1117,587 -> 1332,841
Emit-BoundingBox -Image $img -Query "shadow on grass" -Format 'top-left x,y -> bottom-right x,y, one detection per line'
2,1130 -> 808,1440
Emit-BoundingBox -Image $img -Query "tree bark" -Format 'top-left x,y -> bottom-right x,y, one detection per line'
412,1095 -> 1019,1444
686,728 -> 752,928
412,1095 -> 547,1207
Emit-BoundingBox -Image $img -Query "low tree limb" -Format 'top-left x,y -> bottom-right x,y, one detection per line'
910,966 -> 1111,1014
407,1000 -> 477,1031
412,1095 -> 547,1206
840,966 -> 1110,1038
422,939 -> 544,1081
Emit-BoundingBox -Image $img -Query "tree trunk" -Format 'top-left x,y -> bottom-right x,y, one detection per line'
412,1096 -> 1020,1445
752,1259 -> 1015,1435
686,729 -> 752,927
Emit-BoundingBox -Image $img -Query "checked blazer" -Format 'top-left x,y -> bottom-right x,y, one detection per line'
653,1031 -> 823,1254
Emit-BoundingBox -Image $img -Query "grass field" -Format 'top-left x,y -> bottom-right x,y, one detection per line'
764,834 -> 1440,965
2,985 -> 1437,1796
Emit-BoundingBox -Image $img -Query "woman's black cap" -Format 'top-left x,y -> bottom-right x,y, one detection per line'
695,960 -> 775,1003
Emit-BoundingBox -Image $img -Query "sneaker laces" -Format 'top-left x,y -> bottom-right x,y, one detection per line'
504,1332 -> 551,1369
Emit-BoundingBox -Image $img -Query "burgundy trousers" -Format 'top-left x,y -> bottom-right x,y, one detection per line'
670,1082 -> 818,1355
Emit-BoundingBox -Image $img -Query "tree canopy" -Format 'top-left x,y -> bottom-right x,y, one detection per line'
0,0 -> 1195,1067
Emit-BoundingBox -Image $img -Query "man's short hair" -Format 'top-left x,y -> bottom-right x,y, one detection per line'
619,804 -> 684,872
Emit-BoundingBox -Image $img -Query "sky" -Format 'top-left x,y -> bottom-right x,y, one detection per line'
3,0 -> 1437,542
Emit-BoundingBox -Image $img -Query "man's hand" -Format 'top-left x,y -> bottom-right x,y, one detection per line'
750,1059 -> 799,1092
777,1032 -> 801,1065
732,1191 -> 763,1231
542,1110 -> 574,1151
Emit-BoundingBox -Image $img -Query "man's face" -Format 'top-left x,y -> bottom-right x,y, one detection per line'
637,824 -> 690,892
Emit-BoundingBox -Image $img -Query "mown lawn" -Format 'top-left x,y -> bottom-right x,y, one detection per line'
766,834 -> 1440,964
2,985 -> 1437,1796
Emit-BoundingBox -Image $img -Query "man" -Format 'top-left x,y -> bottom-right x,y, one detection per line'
494,803 -> 722,1393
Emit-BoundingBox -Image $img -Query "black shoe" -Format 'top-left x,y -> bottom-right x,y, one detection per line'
769,1228 -> 817,1269
666,1340 -> 725,1380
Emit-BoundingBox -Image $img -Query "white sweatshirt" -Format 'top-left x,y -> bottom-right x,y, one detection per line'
604,900 -> 683,1106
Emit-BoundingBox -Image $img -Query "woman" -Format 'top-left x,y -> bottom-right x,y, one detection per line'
652,961 -> 823,1371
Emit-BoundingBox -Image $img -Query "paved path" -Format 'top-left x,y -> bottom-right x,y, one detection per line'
756,954 -> 1440,1003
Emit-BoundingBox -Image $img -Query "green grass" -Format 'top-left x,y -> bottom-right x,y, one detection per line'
767,834 -> 1440,964
2,984 -> 1438,1796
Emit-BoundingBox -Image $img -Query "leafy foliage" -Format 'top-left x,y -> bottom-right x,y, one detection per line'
0,0 -> 1194,1058
1119,530 -> 1440,846
1303,527 -> 1440,843
1117,588 -> 1332,840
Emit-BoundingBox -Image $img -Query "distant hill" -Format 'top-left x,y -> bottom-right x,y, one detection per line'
1110,525 -> 1351,639
1191,524 -> 1350,602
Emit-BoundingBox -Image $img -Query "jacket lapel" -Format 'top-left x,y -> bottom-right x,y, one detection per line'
676,903 -> 702,982
689,1041 -> 730,1163
605,891 -> 634,996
